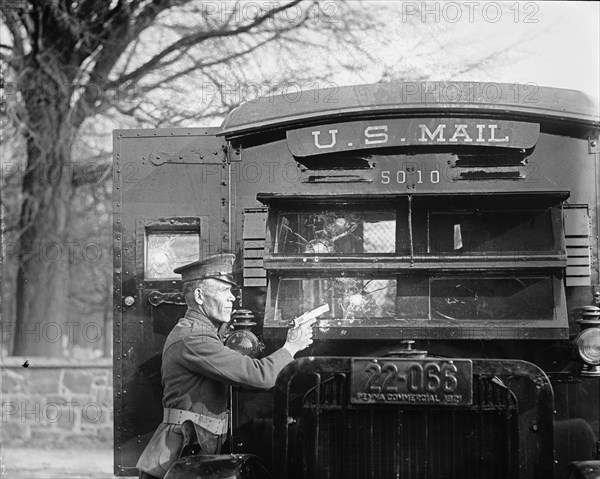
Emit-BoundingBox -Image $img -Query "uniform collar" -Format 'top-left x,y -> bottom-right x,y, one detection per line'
183,308 -> 224,336
184,309 -> 213,326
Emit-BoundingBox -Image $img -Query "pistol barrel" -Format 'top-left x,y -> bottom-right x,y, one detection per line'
293,304 -> 330,327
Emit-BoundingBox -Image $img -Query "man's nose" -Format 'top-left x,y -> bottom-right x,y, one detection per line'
227,291 -> 235,301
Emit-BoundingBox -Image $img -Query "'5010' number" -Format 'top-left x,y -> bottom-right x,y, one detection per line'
381,170 -> 440,184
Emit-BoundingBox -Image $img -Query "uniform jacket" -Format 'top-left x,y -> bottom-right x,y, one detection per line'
137,309 -> 293,478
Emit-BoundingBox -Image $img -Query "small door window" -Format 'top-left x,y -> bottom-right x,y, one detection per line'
139,217 -> 202,281
145,232 -> 200,280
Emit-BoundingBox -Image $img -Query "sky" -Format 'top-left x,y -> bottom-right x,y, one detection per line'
501,1 -> 599,98
329,1 -> 600,102
88,0 -> 600,132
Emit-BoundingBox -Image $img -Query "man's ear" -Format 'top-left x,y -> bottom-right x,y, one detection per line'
194,287 -> 204,305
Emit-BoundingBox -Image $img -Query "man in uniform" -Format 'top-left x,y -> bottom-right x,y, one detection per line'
137,253 -> 315,479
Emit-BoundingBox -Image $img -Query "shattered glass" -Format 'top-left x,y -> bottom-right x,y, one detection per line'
275,277 -> 397,321
272,275 -> 555,322
145,233 -> 199,280
430,276 -> 554,320
275,211 -> 396,254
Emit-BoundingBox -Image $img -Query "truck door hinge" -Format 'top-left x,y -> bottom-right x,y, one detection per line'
228,141 -> 242,162
589,136 -> 599,154
148,291 -> 185,307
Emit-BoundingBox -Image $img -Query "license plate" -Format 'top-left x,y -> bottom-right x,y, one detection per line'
350,358 -> 473,406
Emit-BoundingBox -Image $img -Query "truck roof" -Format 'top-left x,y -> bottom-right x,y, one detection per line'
220,81 -> 600,137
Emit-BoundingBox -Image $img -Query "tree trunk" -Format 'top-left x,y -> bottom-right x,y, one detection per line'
12,62 -> 76,357
12,154 -> 74,357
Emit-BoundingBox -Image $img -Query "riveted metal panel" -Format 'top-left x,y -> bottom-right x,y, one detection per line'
113,128 -> 230,476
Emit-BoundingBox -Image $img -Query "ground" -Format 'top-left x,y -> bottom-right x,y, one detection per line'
1,447 -> 117,479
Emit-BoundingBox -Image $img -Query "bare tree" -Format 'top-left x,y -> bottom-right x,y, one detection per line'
0,0 -> 541,357
0,0 -> 374,356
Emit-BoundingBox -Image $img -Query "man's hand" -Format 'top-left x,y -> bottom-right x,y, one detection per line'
283,317 -> 316,357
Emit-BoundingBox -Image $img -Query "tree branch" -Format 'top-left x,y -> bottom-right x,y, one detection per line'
69,0 -> 193,128
0,50 -> 14,67
108,0 -> 303,89
116,36 -> 140,79
133,31 -> 285,97
0,4 -> 25,64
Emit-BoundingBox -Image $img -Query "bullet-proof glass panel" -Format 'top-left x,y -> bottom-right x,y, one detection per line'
274,211 -> 397,255
145,232 -> 200,280
426,209 -> 555,254
430,276 -> 554,320
275,277 -> 397,321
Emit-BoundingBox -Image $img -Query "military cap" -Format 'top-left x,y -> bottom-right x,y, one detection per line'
173,253 -> 237,286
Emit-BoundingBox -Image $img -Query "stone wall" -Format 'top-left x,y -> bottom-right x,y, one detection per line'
1,358 -> 112,447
